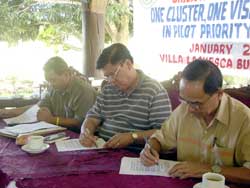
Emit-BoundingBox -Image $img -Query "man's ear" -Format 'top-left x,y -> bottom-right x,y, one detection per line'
125,59 -> 133,70
217,88 -> 224,99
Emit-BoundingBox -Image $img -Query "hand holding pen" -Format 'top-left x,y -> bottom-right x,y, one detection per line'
140,137 -> 160,166
79,128 -> 98,147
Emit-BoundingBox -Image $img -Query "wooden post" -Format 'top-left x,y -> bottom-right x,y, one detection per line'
82,0 -> 108,78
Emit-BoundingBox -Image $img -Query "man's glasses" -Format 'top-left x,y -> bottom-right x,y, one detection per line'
105,64 -> 122,82
179,94 -> 215,109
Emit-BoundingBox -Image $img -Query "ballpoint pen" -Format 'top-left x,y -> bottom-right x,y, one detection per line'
212,137 -> 223,166
144,136 -> 159,165
85,128 -> 98,148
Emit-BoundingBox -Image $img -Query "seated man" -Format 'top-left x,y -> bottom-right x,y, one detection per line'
0,56 -> 98,133
79,43 -> 172,150
140,59 -> 250,184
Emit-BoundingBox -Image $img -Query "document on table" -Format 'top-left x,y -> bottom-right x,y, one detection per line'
4,105 -> 39,125
56,138 -> 106,152
119,157 -> 178,177
4,121 -> 59,134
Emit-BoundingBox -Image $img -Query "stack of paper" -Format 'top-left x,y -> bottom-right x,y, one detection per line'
4,105 -> 39,125
119,157 -> 178,177
0,121 -> 66,138
4,121 -> 58,134
56,138 -> 106,152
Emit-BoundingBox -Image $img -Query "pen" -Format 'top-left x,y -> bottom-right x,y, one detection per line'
212,136 -> 223,166
212,137 -> 217,148
85,128 -> 98,148
144,136 -> 159,165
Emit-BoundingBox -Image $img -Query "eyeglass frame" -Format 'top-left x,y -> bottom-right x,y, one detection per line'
104,62 -> 123,82
179,92 -> 217,109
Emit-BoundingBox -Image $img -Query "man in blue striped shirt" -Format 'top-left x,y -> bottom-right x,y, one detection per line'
79,43 -> 172,150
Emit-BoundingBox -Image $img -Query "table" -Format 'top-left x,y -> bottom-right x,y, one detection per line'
0,98 -> 39,108
0,120 -> 246,188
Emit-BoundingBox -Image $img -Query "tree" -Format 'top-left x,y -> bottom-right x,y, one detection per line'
105,0 -> 132,44
0,0 -> 82,50
0,0 -> 132,48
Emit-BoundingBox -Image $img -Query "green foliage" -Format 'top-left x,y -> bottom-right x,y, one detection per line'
105,0 -> 133,43
0,0 -> 133,48
223,75 -> 250,88
0,0 -> 82,48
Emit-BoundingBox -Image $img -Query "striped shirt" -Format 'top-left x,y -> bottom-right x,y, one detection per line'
87,70 -> 172,142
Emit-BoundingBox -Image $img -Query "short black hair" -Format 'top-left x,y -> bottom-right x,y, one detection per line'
182,59 -> 223,95
43,56 -> 68,75
96,43 -> 133,69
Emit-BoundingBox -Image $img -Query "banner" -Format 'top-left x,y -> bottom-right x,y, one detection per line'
133,0 -> 250,80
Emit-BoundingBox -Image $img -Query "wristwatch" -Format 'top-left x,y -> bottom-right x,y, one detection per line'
131,132 -> 138,141
211,164 -> 222,173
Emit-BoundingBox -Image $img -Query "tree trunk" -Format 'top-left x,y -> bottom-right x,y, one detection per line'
105,0 -> 130,45
116,0 -> 129,44
82,0 -> 108,78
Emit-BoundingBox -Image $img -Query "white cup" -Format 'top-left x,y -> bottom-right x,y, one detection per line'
27,135 -> 44,150
202,172 -> 225,188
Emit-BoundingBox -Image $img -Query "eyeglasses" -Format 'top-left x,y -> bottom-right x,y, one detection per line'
104,64 -> 122,82
179,94 -> 215,109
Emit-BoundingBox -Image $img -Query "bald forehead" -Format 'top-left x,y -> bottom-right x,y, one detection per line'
179,79 -> 206,99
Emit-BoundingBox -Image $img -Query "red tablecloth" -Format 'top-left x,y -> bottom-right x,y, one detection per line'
0,120 -> 197,188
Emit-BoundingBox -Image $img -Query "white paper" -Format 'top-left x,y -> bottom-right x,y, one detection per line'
4,121 -> 58,134
119,157 -> 178,177
0,128 -> 18,137
4,105 -> 39,125
56,138 -> 106,152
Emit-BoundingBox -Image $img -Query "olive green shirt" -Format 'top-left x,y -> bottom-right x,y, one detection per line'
153,93 -> 250,168
39,77 -> 97,128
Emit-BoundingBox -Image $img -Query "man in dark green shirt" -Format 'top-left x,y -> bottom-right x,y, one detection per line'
0,56 -> 97,133
37,56 -> 97,132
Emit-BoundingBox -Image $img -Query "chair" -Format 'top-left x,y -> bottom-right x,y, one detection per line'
224,86 -> 250,108
161,72 -> 182,110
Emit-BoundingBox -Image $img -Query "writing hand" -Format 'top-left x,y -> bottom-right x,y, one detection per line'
140,143 -> 159,166
79,130 -> 98,147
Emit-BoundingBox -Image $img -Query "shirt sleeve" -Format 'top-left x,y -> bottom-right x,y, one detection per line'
151,110 -> 179,151
149,88 -> 172,129
86,91 -> 104,121
71,84 -> 97,123
236,116 -> 250,166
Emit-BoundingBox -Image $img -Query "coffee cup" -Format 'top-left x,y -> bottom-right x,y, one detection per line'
27,135 -> 44,150
202,172 -> 225,188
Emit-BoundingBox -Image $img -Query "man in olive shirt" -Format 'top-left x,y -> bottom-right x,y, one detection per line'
0,56 -> 97,133
140,59 -> 250,185
37,56 -> 97,132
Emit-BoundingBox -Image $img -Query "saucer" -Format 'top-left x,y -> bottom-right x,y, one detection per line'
193,182 -> 230,188
21,143 -> 50,154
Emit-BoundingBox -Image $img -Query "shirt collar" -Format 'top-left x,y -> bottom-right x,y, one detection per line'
214,93 -> 229,126
57,77 -> 74,96
117,69 -> 144,97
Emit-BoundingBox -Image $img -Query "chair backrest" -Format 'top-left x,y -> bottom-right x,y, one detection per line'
68,66 -> 91,84
224,86 -> 250,108
161,72 -> 182,110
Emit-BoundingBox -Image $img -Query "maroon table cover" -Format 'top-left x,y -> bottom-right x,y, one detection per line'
0,120 -> 197,188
